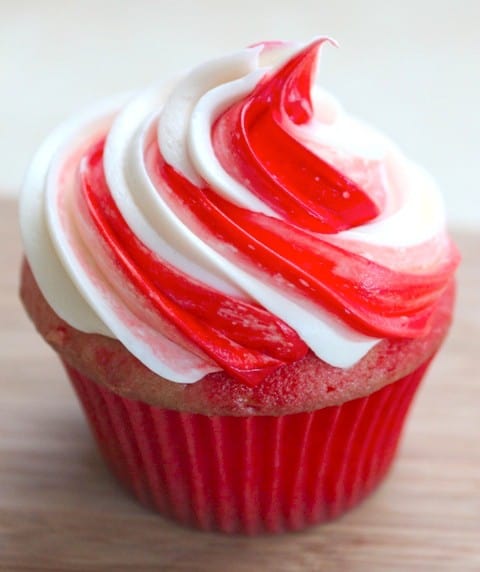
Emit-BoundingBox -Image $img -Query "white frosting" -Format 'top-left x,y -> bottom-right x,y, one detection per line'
20,41 -> 447,383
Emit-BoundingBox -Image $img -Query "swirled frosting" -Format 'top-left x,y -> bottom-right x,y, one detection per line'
20,39 -> 459,386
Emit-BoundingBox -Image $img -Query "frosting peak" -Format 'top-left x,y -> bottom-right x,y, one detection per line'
212,38 -> 381,234
20,39 -> 459,386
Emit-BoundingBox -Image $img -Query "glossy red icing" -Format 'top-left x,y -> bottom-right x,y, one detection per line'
76,40 -> 458,386
79,142 -> 308,386
213,39 -> 380,233
155,154 -> 456,339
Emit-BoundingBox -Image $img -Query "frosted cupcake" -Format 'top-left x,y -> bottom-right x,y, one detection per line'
20,39 -> 458,533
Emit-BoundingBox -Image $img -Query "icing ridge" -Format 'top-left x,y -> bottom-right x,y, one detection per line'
20,39 -> 459,386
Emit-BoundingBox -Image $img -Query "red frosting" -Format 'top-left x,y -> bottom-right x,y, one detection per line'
76,40 -> 458,386
79,142 -> 308,386
213,39 -> 380,233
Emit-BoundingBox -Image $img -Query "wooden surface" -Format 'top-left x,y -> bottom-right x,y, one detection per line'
1,199 -> 479,571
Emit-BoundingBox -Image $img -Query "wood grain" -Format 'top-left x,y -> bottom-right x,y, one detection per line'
0,199 -> 479,571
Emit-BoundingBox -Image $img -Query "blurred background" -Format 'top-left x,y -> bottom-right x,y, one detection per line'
1,0 -> 478,228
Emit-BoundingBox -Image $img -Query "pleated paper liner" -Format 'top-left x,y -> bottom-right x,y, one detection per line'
64,359 -> 430,534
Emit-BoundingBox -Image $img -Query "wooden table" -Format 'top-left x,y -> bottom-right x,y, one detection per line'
1,199 -> 479,571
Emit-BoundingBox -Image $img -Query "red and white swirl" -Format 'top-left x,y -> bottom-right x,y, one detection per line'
20,39 -> 458,386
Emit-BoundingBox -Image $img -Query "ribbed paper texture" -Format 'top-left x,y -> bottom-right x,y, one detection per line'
65,361 -> 429,534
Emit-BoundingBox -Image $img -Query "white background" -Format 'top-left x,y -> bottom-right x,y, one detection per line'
1,0 -> 478,228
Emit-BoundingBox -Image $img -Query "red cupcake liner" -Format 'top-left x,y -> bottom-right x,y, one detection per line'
64,359 -> 430,534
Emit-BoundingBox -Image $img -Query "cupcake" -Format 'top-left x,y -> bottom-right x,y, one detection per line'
19,38 -> 459,534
